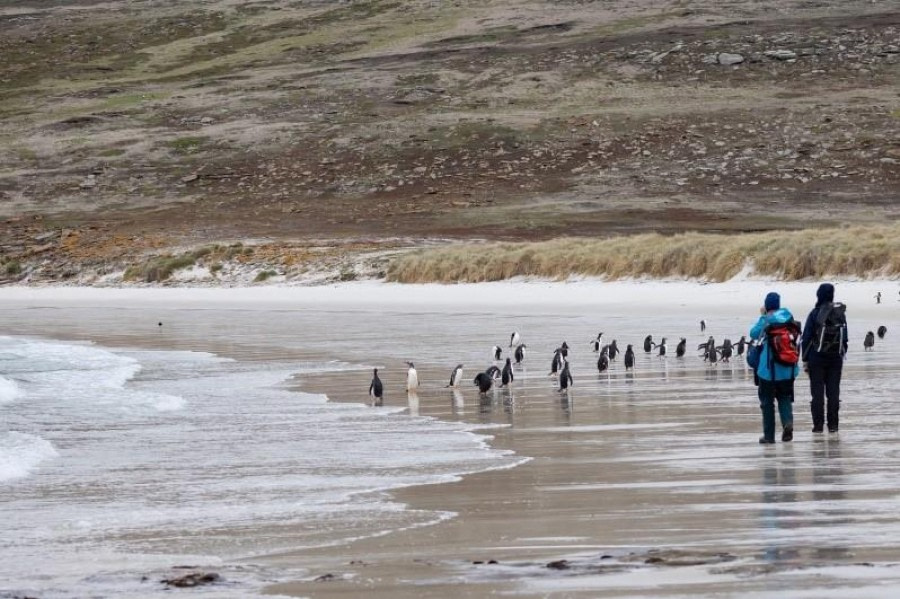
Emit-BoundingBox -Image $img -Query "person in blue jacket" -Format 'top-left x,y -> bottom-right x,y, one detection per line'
750,292 -> 799,444
800,283 -> 848,433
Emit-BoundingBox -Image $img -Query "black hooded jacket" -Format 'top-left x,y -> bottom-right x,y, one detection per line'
801,283 -> 848,361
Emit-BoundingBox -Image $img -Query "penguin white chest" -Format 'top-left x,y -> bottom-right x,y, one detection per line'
407,368 -> 419,391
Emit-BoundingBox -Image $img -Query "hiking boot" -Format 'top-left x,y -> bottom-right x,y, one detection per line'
782,425 -> 794,442
812,427 -> 823,433
759,437 -> 775,445
828,426 -> 839,433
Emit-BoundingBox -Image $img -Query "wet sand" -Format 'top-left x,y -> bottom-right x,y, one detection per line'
1,282 -> 898,597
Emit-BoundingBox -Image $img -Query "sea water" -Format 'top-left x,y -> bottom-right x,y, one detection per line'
0,336 -> 522,597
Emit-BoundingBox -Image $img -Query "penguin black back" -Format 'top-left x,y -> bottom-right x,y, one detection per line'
878,325 -> 887,339
624,344 -> 635,369
369,368 -> 383,399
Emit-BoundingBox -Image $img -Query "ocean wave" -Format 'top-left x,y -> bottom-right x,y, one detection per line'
0,375 -> 20,404
0,432 -> 58,482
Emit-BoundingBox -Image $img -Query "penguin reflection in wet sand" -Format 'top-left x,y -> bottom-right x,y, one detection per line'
624,345 -> 635,370
405,362 -> 419,392
676,338 -> 686,358
446,364 -> 464,388
368,368 -> 383,402
501,358 -> 514,387
558,360 -> 574,392
515,343 -> 526,365
493,346 -> 502,361
474,371 -> 493,394
643,335 -> 654,353
864,331 -> 875,351
509,331 -> 520,348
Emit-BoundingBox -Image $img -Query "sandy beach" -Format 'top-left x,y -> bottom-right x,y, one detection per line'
1,280 -> 899,597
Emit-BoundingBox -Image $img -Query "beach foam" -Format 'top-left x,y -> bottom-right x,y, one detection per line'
0,431 -> 57,482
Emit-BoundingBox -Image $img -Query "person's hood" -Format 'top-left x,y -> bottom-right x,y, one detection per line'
816,283 -> 835,307
766,307 -> 794,324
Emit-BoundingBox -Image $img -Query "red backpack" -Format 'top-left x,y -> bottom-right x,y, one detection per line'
766,321 -> 802,366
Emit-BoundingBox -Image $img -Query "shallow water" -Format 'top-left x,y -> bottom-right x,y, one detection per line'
0,289 -> 898,597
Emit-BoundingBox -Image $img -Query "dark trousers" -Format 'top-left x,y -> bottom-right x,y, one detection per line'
758,378 -> 794,441
808,355 -> 842,430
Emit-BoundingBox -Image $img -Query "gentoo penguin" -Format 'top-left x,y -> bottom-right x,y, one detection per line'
595,332 -> 604,346
509,331 -> 520,348
474,371 -> 493,394
718,339 -> 734,363
501,358 -> 514,387
486,365 -> 502,379
624,344 -> 635,370
878,325 -> 887,339
590,339 -> 600,352
405,361 -> 419,391
864,331 -> 875,351
643,335 -> 654,353
514,344 -> 526,365
558,360 -> 573,391
675,338 -> 687,358
699,337 -> 715,361
549,348 -> 563,376
369,368 -> 384,400
707,345 -> 719,365
447,364 -> 464,388
597,349 -> 609,373
608,340 -> 619,361
735,336 -> 747,357
657,337 -> 668,358
875,292 -> 882,304
560,341 -> 569,359
700,319 -> 706,332
493,346 -> 502,361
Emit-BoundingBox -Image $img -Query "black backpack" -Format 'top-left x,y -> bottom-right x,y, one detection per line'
814,302 -> 847,356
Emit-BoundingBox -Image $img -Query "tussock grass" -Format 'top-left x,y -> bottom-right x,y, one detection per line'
386,225 -> 900,283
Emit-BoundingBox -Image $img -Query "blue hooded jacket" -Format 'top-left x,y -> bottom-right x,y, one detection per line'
750,307 -> 801,381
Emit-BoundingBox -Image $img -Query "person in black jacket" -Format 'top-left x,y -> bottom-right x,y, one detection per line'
801,283 -> 848,433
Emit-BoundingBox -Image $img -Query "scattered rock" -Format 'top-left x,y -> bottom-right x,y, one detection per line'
314,573 -> 336,582
717,53 -> 744,65
546,560 -> 571,570
764,49 -> 798,61
161,571 -> 220,588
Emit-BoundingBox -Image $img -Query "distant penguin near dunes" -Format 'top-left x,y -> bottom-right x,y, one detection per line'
624,345 -> 635,370
509,331 -> 520,348
676,338 -> 686,358
877,325 -> 887,339
486,365 -> 502,379
515,344 -> 526,365
608,340 -> 619,361
369,368 -> 383,400
447,364 -> 464,388
493,346 -> 502,361
643,335 -> 654,353
474,371 -> 493,394
501,358 -> 514,387
405,362 -> 419,391
558,360 -> 573,391
864,331 -> 875,351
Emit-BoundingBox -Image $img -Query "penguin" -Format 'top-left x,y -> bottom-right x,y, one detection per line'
549,348 -> 563,376
657,337 -> 668,358
158,322 -> 163,328
514,343 -> 526,365
675,338 -> 687,358
735,336 -> 747,357
699,337 -> 715,361
558,360 -> 573,392
509,331 -> 520,348
877,325 -> 887,339
501,358 -> 514,387
590,339 -> 600,352
597,350 -> 609,373
608,340 -> 619,361
368,368 -> 383,400
864,331 -> 875,351
624,344 -> 635,370
875,292 -> 882,304
700,319 -> 706,332
405,361 -> 419,391
474,371 -> 493,394
718,339 -> 734,363
560,341 -> 569,359
446,364 -> 464,388
643,335 -> 654,353
596,332 -> 604,346
486,365 -> 502,379
493,346 -> 502,361
707,345 -> 719,365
